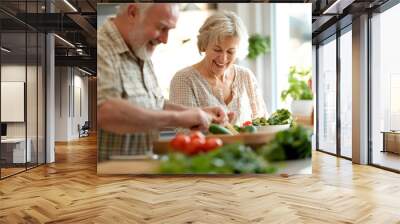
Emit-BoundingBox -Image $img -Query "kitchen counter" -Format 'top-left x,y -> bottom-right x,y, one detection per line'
97,158 -> 312,175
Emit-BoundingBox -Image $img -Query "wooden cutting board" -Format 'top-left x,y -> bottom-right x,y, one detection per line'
153,132 -> 275,155
97,159 -> 160,174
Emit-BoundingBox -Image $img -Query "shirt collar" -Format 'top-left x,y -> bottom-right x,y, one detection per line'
104,17 -> 133,56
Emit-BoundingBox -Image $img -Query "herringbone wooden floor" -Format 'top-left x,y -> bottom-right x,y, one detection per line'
1,135 -> 400,224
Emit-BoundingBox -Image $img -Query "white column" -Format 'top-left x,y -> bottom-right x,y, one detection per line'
46,33 -> 55,163
352,14 -> 369,164
55,67 -> 73,141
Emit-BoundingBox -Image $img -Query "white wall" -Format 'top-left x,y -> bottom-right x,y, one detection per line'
55,66 -> 69,141
1,64 -> 46,164
54,67 -> 89,141
1,65 -> 30,138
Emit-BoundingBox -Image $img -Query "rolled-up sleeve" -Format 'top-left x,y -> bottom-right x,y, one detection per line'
97,43 -> 122,106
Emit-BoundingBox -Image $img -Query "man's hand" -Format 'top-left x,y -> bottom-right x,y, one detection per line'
175,108 -> 211,131
202,106 -> 227,124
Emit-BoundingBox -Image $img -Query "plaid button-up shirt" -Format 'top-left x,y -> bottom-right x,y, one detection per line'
97,18 -> 165,161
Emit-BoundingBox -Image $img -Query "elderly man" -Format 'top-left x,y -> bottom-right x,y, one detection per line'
97,3 -> 227,161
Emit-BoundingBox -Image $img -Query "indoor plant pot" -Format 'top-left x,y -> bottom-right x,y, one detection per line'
291,100 -> 313,116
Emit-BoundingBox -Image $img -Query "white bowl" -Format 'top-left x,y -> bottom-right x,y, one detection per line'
256,124 -> 290,133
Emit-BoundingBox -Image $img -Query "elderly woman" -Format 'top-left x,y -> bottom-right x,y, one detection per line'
169,11 -> 268,125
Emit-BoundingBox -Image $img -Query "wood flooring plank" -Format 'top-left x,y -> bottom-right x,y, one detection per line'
0,135 -> 399,223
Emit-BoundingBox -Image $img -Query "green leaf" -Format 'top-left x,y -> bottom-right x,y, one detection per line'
247,34 -> 270,60
280,66 -> 313,101
258,125 -> 312,161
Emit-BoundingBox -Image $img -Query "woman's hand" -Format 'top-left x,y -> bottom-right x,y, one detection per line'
227,111 -> 236,123
201,106 -> 227,124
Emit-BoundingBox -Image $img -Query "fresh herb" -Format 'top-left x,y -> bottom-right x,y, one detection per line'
233,125 -> 257,133
258,125 -> 312,162
266,109 -> 292,125
252,117 -> 269,126
159,143 -> 276,174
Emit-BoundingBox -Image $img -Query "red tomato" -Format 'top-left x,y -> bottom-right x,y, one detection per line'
243,121 -> 252,126
184,138 -> 206,155
203,138 -> 223,152
170,134 -> 190,151
189,131 -> 205,141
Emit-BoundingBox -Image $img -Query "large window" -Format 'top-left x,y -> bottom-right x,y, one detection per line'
274,4 -> 312,110
371,3 -> 400,171
0,1 -> 47,179
339,28 -> 352,158
317,36 -> 337,155
152,8 -> 214,98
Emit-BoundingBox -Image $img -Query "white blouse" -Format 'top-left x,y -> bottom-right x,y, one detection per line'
169,64 -> 268,125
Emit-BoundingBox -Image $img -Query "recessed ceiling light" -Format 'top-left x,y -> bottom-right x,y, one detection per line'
54,34 -> 75,48
1,47 -> 11,53
63,0 -> 78,12
322,0 -> 354,15
78,67 -> 93,76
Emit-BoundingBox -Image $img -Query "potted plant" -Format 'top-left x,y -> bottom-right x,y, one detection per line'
247,34 -> 270,60
281,66 -> 313,116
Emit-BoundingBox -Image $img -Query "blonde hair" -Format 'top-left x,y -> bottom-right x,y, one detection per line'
197,11 -> 249,59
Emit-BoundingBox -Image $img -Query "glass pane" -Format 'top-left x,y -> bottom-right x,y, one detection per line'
275,4 -> 312,110
340,29 -> 352,158
317,37 -> 337,154
1,30 -> 27,177
38,32 -> 45,165
371,4 -> 400,171
27,31 -> 38,169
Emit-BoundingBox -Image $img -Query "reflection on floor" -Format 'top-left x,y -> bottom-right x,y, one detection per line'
0,167 -> 25,178
373,150 -> 400,171
0,163 -> 42,179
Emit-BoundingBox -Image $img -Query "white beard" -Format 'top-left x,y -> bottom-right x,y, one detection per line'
128,29 -> 151,61
133,45 -> 151,61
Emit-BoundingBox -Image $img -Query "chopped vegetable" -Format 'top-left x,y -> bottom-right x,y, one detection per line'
266,109 -> 292,125
243,121 -> 253,126
162,125 -> 312,174
169,132 -> 222,155
209,124 -> 233,135
252,117 -> 268,126
170,134 -> 190,151
243,125 -> 257,133
252,109 -> 293,126
160,143 -> 277,174
225,123 -> 239,134
232,124 -> 257,133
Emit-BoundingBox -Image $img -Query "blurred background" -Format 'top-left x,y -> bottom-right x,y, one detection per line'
97,3 -> 312,118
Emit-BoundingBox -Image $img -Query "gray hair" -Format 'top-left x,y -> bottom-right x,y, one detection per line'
197,11 -> 249,60
116,3 -> 154,17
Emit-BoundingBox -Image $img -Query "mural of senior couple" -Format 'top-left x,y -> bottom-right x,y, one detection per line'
97,3 -> 313,175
